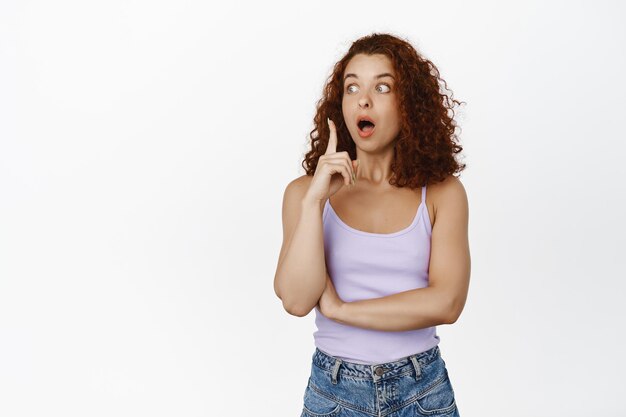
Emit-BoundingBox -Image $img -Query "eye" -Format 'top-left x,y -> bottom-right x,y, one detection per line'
376,83 -> 391,93
345,83 -> 391,94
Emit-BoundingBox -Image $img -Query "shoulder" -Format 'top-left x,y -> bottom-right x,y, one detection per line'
281,174 -> 315,212
428,175 -> 469,224
288,173 -> 313,187
429,175 -> 467,197
284,174 -> 313,197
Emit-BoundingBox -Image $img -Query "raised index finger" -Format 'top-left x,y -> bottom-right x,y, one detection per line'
325,118 -> 337,155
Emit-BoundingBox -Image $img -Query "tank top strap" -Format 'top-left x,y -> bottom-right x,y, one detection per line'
421,185 -> 426,205
323,198 -> 330,221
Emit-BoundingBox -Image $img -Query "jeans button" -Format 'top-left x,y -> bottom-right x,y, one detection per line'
375,367 -> 385,376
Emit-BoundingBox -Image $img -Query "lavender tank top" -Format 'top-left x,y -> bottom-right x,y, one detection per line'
312,185 -> 440,365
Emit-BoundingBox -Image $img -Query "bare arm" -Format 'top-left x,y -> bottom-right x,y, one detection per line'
328,176 -> 471,331
275,119 -> 357,317
273,176 -> 328,317
330,286 -> 450,331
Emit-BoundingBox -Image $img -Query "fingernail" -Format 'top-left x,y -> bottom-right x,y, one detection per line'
327,117 -> 331,126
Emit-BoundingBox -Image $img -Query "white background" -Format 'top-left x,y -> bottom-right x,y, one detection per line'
1,1 -> 625,416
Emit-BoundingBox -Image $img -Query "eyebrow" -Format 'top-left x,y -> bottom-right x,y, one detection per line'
343,73 -> 396,82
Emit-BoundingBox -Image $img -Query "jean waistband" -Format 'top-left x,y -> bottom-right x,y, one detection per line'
312,345 -> 441,383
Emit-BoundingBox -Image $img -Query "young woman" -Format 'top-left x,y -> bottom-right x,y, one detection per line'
274,33 -> 470,417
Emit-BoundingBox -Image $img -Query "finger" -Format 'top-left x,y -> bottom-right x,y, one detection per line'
352,159 -> 359,183
324,118 -> 337,155
325,162 -> 353,187
341,152 -> 355,184
325,152 -> 355,185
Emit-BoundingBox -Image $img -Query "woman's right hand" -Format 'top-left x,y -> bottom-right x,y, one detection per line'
304,118 -> 359,204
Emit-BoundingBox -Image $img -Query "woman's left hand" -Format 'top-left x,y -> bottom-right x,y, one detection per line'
316,273 -> 345,320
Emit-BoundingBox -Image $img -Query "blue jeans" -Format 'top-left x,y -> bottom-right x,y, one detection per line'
301,345 -> 460,417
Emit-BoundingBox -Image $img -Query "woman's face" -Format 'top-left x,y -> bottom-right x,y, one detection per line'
341,53 -> 401,149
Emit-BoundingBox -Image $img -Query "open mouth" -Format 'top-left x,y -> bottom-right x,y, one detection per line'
358,119 -> 376,133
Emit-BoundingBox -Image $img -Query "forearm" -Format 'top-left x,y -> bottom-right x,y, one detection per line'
330,286 -> 453,332
275,198 -> 327,316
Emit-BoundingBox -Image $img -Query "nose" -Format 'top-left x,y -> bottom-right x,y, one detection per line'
358,95 -> 371,109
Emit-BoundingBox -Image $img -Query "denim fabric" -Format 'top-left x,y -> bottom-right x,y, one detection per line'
301,345 -> 460,417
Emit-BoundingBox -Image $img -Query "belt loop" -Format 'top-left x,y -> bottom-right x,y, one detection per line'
331,358 -> 342,385
410,355 -> 421,380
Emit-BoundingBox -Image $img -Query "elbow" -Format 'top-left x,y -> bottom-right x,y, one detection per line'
275,284 -> 309,316
277,287 -> 313,317
444,311 -> 459,325
275,275 -> 322,317
283,300 -> 312,317
442,298 -> 463,324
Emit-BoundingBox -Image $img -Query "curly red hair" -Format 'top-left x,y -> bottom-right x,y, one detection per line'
302,33 -> 466,188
